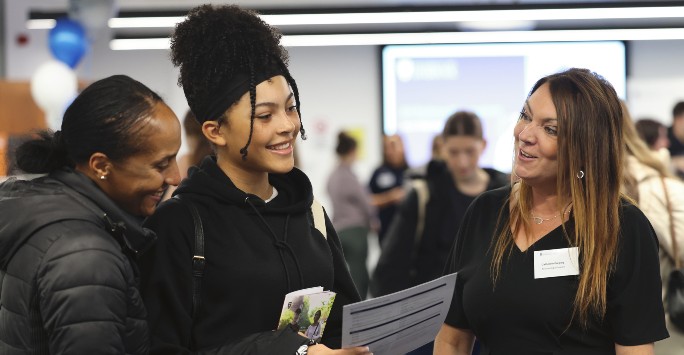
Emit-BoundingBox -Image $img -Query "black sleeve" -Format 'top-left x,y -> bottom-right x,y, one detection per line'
370,187 -> 419,296
140,199 -> 308,355
607,204 -> 669,346
368,169 -> 382,193
442,194 -> 482,329
319,209 -> 362,349
196,329 -> 307,355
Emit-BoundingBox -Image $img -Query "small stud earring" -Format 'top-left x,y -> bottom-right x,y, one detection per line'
100,175 -> 107,180
576,170 -> 584,179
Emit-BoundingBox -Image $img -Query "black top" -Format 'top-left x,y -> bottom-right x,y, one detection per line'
444,186 -> 668,355
368,164 -> 407,242
668,126 -> 684,178
139,157 -> 360,354
371,161 -> 509,296
668,126 -> 684,157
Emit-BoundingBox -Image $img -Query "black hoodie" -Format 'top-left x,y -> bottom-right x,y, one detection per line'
140,156 -> 360,354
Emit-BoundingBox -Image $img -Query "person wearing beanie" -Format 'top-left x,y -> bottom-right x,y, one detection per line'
138,5 -> 370,355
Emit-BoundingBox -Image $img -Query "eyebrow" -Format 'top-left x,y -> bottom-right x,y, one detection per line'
524,101 -> 557,123
524,100 -> 533,116
254,93 -> 294,109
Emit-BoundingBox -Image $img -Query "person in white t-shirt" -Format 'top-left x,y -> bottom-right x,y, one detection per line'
305,310 -> 323,343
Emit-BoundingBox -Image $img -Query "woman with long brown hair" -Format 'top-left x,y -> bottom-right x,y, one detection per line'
434,68 -> 668,354
622,102 -> 684,355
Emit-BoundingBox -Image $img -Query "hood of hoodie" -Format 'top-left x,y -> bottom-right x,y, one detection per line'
0,168 -> 156,269
174,156 -> 314,215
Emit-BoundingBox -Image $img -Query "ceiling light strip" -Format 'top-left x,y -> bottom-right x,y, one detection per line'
110,28 -> 684,50
281,28 -> 684,46
263,7 -> 684,25
108,16 -> 186,28
28,6 -> 684,30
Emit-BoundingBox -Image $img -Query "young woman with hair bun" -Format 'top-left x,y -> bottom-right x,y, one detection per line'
139,5 -> 369,355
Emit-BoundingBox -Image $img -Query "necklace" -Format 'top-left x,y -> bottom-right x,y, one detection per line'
530,210 -> 570,225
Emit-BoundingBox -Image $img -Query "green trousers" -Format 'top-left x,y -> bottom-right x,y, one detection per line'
338,226 -> 369,299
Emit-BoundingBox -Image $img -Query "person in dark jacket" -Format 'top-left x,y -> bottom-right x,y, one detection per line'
372,111 -> 508,355
0,75 -> 182,354
372,111 -> 509,298
368,134 -> 408,245
138,5 -> 370,355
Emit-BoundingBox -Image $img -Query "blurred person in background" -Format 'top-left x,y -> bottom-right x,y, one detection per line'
371,111 -> 508,355
622,103 -> 684,355
372,111 -> 508,297
635,118 -> 670,152
327,131 -> 376,299
667,101 -> 684,179
368,134 -> 409,245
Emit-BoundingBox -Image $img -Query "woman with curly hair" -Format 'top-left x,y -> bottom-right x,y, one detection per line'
139,4 -> 370,355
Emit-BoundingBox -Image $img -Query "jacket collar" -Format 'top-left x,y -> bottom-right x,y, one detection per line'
51,168 -> 157,257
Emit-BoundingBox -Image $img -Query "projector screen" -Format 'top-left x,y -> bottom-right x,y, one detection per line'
382,41 -> 627,173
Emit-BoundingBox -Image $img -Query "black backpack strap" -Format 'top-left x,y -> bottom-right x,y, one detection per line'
173,195 -> 205,319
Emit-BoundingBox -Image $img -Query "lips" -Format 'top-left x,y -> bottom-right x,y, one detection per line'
149,190 -> 164,200
519,149 -> 537,159
267,142 -> 291,150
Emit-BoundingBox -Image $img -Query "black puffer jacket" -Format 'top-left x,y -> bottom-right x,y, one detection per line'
0,168 -> 156,354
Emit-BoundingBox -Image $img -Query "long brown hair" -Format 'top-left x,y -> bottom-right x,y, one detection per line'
491,68 -> 624,328
621,101 -> 672,200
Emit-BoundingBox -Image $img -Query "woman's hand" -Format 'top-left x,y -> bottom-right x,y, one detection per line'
307,344 -> 373,354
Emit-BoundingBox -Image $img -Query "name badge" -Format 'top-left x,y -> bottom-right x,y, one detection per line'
534,247 -> 579,279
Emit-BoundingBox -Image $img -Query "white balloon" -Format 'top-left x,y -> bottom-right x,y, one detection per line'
30,60 -> 78,131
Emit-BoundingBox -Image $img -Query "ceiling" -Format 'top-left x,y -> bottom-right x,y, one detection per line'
25,0 -> 684,43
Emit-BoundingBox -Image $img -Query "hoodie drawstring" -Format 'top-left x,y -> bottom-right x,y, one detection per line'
245,197 -> 306,291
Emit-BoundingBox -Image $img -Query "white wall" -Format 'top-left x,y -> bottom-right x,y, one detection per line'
5,0 -> 684,208
287,46 -> 381,208
627,40 -> 684,125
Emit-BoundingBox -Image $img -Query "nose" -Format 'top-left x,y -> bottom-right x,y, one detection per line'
517,122 -> 536,144
456,153 -> 470,169
278,111 -> 298,135
166,160 -> 182,187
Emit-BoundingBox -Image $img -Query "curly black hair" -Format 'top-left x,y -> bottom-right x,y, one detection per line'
171,4 -> 305,159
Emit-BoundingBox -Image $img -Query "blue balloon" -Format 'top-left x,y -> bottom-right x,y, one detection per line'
49,18 -> 88,68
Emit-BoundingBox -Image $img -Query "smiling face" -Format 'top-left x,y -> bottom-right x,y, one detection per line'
100,102 -> 182,217
513,82 -> 559,188
214,75 -> 300,177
